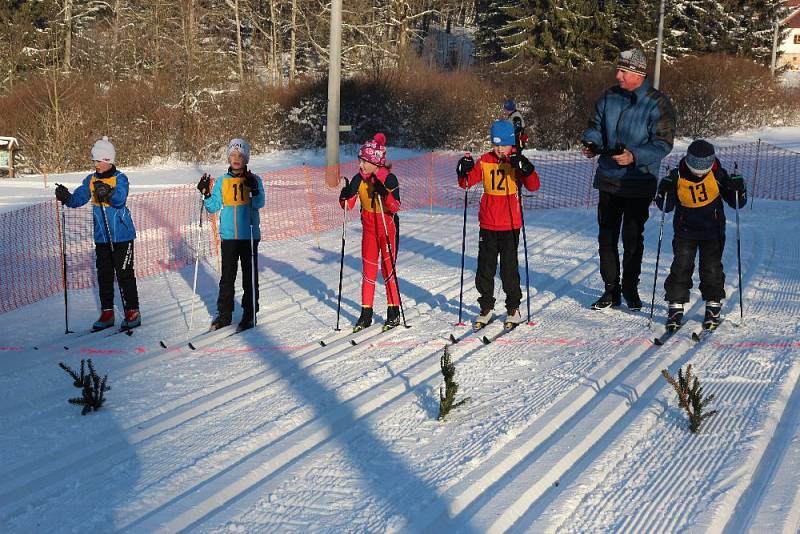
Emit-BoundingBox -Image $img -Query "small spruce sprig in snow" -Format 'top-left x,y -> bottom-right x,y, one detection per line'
438,345 -> 470,421
661,364 -> 718,433
59,359 -> 111,415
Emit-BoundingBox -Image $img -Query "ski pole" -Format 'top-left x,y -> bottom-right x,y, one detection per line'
99,202 -> 129,315
56,198 -> 74,334
457,186 -> 468,326
250,185 -> 258,328
376,193 -> 408,328
734,162 -> 744,325
518,182 -> 532,324
335,177 -> 350,331
188,192 -> 205,334
648,186 -> 669,330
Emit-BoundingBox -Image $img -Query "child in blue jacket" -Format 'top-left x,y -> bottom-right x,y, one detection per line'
197,138 -> 265,332
55,136 -> 141,331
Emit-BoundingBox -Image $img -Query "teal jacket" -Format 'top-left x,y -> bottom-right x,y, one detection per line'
203,169 -> 266,240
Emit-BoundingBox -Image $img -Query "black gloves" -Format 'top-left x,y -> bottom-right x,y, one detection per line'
94,181 -> 114,203
729,173 -> 746,192
510,153 -> 535,176
197,173 -> 211,198
372,177 -> 388,197
456,155 -> 474,177
55,183 -> 72,204
339,176 -> 353,202
244,171 -> 259,195
657,176 -> 673,195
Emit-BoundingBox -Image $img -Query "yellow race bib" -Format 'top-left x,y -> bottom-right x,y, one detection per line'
481,162 -> 518,196
90,176 -> 118,206
677,171 -> 720,208
221,176 -> 250,206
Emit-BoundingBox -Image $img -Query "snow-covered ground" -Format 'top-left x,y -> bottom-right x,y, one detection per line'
1,131 -> 799,532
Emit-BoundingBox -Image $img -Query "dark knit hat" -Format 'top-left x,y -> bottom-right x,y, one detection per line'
617,49 -> 647,76
685,139 -> 716,175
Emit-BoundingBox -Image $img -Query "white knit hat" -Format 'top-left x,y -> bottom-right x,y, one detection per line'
91,136 -> 116,164
226,138 -> 250,164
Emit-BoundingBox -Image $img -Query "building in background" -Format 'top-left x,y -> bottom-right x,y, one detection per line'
780,0 -> 800,70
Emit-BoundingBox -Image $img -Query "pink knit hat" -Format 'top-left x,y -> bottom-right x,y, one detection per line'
358,133 -> 387,166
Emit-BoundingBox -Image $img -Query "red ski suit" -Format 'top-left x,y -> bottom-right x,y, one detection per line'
341,167 -> 401,307
457,149 -> 540,230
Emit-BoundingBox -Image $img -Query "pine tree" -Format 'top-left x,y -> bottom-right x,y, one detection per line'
497,0 -> 616,73
728,0 -> 790,65
474,0 -> 511,63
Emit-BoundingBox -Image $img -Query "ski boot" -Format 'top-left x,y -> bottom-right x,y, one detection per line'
383,305 -> 400,332
210,315 -> 232,331
473,308 -> 493,331
623,288 -> 642,311
353,306 -> 373,333
702,301 -> 722,330
120,309 -> 141,331
92,309 -> 115,332
504,308 -> 524,330
236,316 -> 254,333
666,303 -> 684,332
591,284 -> 621,310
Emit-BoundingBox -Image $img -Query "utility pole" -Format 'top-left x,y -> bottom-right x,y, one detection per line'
771,21 -> 779,76
653,0 -> 666,89
325,0 -> 343,187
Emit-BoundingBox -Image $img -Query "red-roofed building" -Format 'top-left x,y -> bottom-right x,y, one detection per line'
780,0 -> 800,69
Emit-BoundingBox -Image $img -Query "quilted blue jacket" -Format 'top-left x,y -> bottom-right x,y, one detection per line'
583,79 -> 676,198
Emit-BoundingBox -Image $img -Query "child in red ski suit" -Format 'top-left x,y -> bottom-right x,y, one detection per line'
456,119 -> 540,330
339,133 -> 402,332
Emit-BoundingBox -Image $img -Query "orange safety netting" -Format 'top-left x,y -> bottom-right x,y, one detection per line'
1,142 -> 798,315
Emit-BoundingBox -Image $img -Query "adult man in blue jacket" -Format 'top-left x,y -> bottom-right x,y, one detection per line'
582,49 -> 676,311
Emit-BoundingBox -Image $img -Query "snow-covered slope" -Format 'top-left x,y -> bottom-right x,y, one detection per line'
0,195 -> 798,532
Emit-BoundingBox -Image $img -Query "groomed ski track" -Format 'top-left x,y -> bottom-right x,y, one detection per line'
0,203 -> 798,533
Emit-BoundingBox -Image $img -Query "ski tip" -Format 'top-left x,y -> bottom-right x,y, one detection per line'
691,333 -> 701,342
64,346 -> 70,350
125,330 -> 134,336
33,346 -> 39,350
449,334 -> 458,343
188,343 -> 197,350
350,339 -> 358,346
319,340 -> 327,347
482,336 -> 491,345
653,338 -> 663,346
159,341 -> 167,348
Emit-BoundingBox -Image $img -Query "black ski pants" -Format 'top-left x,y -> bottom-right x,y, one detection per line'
664,235 -> 726,304
597,191 -> 651,294
217,239 -> 260,322
96,240 -> 139,311
476,228 -> 521,313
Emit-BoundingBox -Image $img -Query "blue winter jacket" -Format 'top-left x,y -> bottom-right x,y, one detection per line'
583,78 -> 676,198
65,168 -> 136,243
203,169 -> 266,240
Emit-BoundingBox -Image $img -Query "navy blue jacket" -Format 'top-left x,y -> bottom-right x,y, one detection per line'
583,79 -> 676,198
655,159 -> 747,241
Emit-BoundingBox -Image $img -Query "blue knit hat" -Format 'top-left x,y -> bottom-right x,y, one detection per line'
503,99 -> 516,112
490,120 -> 515,146
685,139 -> 715,175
